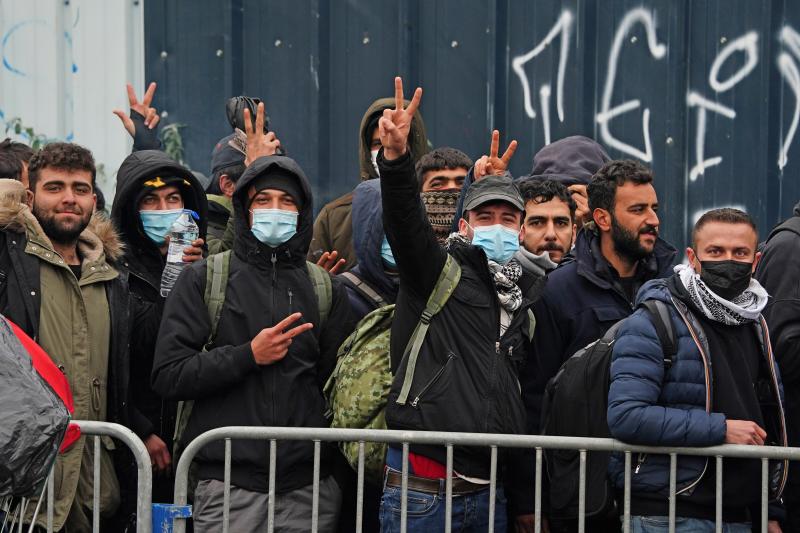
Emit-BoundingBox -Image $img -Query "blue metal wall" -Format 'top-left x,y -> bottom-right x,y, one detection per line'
144,0 -> 800,248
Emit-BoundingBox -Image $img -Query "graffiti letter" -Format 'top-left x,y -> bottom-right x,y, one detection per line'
596,8 -> 666,162
778,27 -> 800,170
512,10 -> 572,121
687,91 -> 736,182
709,32 -> 759,93
539,85 -> 552,145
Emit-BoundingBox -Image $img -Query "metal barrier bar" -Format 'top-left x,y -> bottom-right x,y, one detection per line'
488,445 -> 497,533
167,426 -> 800,533
223,438 -> 231,533
577,450 -> 586,533
311,440 -> 320,533
445,444 -> 453,533
669,453 -> 677,533
356,441 -> 365,533
623,451 -> 631,533
267,439 -> 276,533
761,458 -> 768,533
534,448 -> 542,533
92,436 -> 100,533
715,455 -> 722,533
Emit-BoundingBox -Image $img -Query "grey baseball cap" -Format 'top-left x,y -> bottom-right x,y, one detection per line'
462,174 -> 524,213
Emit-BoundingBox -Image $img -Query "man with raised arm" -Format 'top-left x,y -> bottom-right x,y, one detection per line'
377,77 -> 537,532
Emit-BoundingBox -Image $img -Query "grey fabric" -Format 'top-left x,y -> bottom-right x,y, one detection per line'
193,476 -> 341,533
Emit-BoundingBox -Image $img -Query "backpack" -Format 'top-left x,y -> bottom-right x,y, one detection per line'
323,254 -> 461,483
339,271 -> 387,310
540,299 -> 676,521
172,250 -> 332,455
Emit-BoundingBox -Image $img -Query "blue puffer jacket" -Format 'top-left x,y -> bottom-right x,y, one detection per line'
607,278 -> 788,499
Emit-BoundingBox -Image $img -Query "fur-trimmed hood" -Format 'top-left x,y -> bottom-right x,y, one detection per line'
0,192 -> 124,264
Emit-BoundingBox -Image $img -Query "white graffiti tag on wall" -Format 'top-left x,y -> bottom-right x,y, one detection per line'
511,8 -> 800,176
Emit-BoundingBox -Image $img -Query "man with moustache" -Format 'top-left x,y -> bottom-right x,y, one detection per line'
0,143 -> 137,531
529,160 -> 676,532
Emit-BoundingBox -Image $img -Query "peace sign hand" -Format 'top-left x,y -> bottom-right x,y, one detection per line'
243,102 -> 281,166
474,130 -> 518,180
113,82 -> 160,137
379,77 -> 422,160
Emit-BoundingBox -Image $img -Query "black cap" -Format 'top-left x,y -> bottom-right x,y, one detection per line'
463,175 -> 524,213
249,169 -> 305,209
211,134 -> 245,175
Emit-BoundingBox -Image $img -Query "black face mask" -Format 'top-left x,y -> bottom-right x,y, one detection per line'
699,259 -> 753,301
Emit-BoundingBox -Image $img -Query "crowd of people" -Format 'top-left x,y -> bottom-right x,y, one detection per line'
0,76 -> 798,533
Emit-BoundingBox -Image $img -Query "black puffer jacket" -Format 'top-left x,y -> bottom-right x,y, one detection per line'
378,150 -> 534,515
111,149 -> 208,443
151,155 -> 354,493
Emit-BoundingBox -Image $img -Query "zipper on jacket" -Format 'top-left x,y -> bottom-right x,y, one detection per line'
271,252 -> 277,285
760,317 -> 789,497
634,453 -> 647,474
411,352 -> 455,408
670,297 -> 712,495
288,288 -> 293,311
270,251 -> 278,425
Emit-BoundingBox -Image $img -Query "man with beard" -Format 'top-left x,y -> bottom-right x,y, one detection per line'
0,143 -> 138,531
529,159 -> 676,532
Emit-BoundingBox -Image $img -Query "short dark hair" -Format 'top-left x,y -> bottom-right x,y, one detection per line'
692,208 -> 758,248
415,147 -> 472,190
28,142 -> 96,191
208,162 -> 247,194
0,151 -> 23,180
0,138 -> 34,163
587,159 -> 653,213
518,178 -> 577,221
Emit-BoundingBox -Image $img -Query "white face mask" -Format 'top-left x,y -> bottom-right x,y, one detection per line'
370,149 -> 380,177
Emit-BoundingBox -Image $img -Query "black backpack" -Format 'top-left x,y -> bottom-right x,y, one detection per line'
540,300 -> 677,520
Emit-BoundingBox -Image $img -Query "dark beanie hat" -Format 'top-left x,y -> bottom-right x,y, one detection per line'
248,169 -> 304,209
211,134 -> 245,175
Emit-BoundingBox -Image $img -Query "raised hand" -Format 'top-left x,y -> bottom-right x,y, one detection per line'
113,82 -> 160,137
250,312 -> 314,365
243,102 -> 281,166
474,130 -> 517,180
316,250 -> 346,274
378,77 -> 422,160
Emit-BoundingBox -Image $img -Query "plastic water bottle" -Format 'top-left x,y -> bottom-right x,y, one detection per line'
160,210 -> 200,297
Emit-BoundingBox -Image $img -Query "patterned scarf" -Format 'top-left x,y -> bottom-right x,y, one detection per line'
421,191 -> 460,245
446,232 -> 523,312
674,264 -> 768,325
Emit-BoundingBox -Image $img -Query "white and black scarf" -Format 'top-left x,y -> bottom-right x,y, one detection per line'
674,263 -> 768,325
446,233 -> 523,312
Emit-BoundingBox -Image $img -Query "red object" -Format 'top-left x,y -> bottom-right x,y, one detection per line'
7,319 -> 80,452
408,452 -> 448,479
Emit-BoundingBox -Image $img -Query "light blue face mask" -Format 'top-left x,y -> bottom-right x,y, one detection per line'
251,208 -> 298,247
380,235 -> 397,269
471,223 -> 520,264
139,208 -> 183,246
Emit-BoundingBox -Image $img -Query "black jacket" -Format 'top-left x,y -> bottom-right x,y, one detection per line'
111,150 -> 208,443
526,226 -> 676,434
756,202 -> 800,488
151,155 -> 354,494
0,197 -> 140,435
378,150 -> 534,515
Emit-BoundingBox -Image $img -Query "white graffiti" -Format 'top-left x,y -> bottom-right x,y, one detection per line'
540,85 -> 551,145
596,8 -> 666,162
709,32 -> 759,93
686,92 -> 736,182
778,27 -> 800,170
511,10 -> 572,123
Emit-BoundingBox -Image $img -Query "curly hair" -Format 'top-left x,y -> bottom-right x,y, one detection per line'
518,177 -> 577,221
587,159 -> 653,213
28,142 -> 96,191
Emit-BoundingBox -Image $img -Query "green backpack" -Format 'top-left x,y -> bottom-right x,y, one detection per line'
172,250 -> 332,456
323,254 -> 461,483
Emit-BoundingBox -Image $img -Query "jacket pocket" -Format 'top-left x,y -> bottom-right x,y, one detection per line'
411,352 -> 456,408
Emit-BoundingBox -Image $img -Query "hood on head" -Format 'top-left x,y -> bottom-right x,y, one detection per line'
232,156 -> 314,263
794,200 -> 800,217
110,150 -> 208,252
358,97 -> 429,181
350,179 -> 397,294
530,136 -> 610,186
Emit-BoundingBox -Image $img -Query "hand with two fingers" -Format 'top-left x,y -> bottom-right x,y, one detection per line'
113,82 -> 160,137
250,312 -> 314,365
474,130 -> 518,180
379,77 -> 423,161
243,103 -> 282,166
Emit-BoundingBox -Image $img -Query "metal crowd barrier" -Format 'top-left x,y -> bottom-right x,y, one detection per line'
1,421 -> 152,533
160,426 -> 800,533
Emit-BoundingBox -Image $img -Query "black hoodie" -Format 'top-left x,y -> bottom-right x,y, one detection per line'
151,155 -> 354,493
110,150 -> 208,442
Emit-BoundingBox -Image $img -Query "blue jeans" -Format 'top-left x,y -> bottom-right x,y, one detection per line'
630,516 -> 752,532
379,471 -> 507,533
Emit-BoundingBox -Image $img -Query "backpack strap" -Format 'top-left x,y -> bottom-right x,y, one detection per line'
340,271 -> 387,309
204,250 -> 232,347
641,300 -> 676,369
306,261 -> 333,329
396,254 -> 462,405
